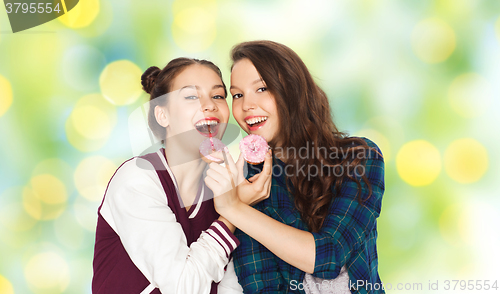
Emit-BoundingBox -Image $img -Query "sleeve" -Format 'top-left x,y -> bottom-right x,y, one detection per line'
311,138 -> 385,279
233,229 -> 287,293
217,259 -> 244,294
99,157 -> 240,294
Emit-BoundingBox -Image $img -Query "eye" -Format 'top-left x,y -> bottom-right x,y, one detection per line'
232,93 -> 243,99
212,95 -> 226,100
257,87 -> 267,93
185,95 -> 199,100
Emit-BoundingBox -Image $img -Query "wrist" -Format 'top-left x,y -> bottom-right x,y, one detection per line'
219,199 -> 245,225
218,216 -> 236,233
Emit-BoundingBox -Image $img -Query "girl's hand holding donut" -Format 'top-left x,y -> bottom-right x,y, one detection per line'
235,149 -> 272,206
204,150 -> 240,214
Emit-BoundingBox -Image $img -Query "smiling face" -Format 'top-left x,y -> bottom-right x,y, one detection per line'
156,64 -> 229,146
230,58 -> 280,144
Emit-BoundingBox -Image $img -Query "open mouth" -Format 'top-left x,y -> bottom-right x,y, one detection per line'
245,116 -> 268,131
195,118 -> 220,137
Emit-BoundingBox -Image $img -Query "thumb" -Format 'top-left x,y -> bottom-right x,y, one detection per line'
236,152 -> 245,184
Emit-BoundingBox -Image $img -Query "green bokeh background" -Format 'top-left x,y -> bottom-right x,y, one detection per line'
1,0 -> 499,293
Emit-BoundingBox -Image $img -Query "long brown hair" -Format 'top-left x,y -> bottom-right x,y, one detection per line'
141,58 -> 227,142
231,40 -> 377,232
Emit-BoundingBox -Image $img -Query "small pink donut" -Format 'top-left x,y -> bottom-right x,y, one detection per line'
199,137 -> 228,163
239,134 -> 269,165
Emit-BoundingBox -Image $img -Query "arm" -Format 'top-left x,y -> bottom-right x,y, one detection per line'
207,153 -> 315,273
221,201 -> 316,273
217,259 -> 243,294
101,158 -> 239,294
212,141 -> 384,277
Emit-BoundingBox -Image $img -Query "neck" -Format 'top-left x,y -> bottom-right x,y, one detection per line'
164,141 -> 206,194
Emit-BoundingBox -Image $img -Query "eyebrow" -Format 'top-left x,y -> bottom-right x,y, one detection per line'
179,84 -> 225,91
230,78 -> 264,90
212,85 -> 225,90
179,85 -> 198,92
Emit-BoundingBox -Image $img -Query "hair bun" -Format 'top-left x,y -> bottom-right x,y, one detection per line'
141,66 -> 161,94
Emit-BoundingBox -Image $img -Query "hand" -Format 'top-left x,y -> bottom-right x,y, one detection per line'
235,150 -> 272,206
204,150 -> 240,214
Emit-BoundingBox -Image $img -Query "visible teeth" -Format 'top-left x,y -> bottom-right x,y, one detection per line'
195,120 -> 218,127
245,117 -> 268,125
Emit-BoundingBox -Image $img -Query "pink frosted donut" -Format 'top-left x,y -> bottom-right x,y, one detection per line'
239,134 -> 269,165
199,137 -> 228,163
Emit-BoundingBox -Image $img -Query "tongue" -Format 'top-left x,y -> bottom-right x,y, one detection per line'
251,120 -> 265,128
197,124 -> 217,135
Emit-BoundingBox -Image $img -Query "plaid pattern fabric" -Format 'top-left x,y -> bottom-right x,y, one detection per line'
234,138 -> 385,293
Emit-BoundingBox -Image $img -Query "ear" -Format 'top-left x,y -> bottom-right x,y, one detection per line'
154,105 -> 169,128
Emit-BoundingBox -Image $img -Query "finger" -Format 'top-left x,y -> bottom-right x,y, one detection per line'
223,150 -> 238,184
254,149 -> 272,186
263,170 -> 272,198
206,167 -> 224,181
235,153 -> 245,184
209,150 -> 224,161
248,173 -> 260,183
208,161 -> 228,175
204,176 -> 218,192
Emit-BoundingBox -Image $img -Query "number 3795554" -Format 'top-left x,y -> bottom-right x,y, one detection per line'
5,2 -> 62,14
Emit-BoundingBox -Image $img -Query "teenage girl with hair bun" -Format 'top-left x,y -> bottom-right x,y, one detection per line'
92,58 -> 243,294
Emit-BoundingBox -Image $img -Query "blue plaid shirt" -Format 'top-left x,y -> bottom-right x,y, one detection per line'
234,138 -> 385,293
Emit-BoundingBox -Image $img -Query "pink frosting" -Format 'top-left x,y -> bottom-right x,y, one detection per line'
199,137 -> 228,162
239,134 -> 269,164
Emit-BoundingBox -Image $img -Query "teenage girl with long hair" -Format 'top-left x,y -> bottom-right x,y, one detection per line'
205,41 -> 385,293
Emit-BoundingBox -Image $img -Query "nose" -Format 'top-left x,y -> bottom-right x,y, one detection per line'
200,96 -> 217,112
241,96 -> 256,111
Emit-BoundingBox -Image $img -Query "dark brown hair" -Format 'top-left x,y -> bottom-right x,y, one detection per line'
231,40 -> 378,232
141,58 -> 227,142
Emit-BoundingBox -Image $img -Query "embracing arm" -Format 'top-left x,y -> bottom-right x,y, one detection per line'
212,140 -> 384,279
207,152 -> 316,273
222,202 -> 316,273
101,158 -> 240,294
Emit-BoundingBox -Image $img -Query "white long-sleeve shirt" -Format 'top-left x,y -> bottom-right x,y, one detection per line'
92,150 -> 244,294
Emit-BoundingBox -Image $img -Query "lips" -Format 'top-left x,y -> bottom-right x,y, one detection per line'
244,116 -> 268,131
195,117 -> 220,137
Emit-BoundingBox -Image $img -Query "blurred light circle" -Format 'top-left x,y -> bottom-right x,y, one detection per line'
0,75 -> 13,117
54,212 -> 84,250
32,158 -> 74,190
412,18 -> 456,63
444,138 -> 488,184
0,187 -> 38,232
448,73 -> 492,118
66,94 -> 116,152
0,275 -> 14,294
439,204 -> 471,246
23,187 -> 42,220
435,0 -> 476,19
24,252 -> 70,292
362,116 -> 406,147
23,174 -> 68,221
172,7 -> 217,52
62,45 -> 106,91
396,140 -> 441,186
355,129 -> 391,162
31,174 -> 67,205
74,156 -> 117,202
58,0 -> 100,28
100,60 -> 143,105
71,105 -> 112,140
74,196 -> 99,232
